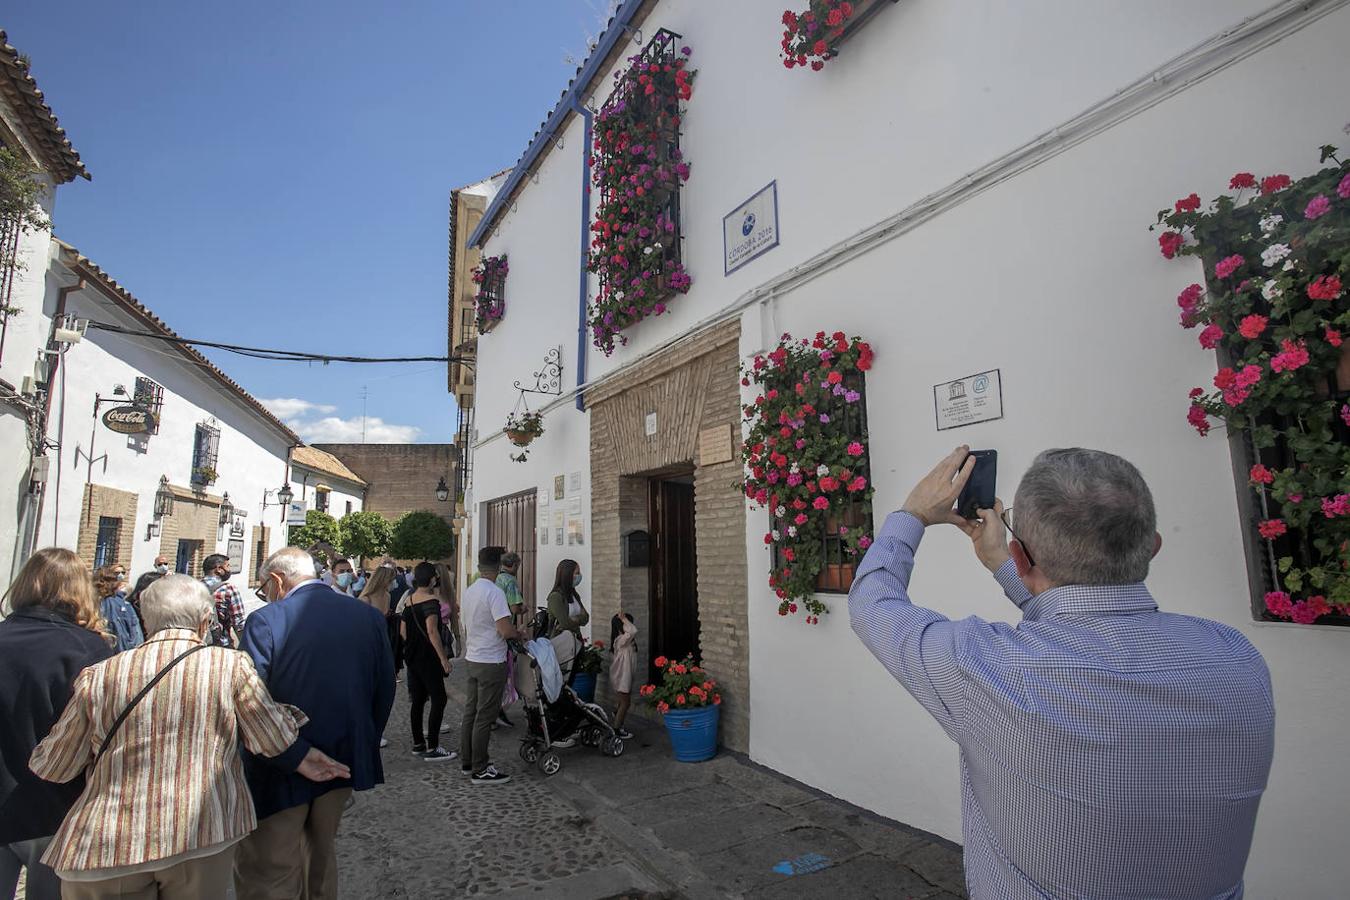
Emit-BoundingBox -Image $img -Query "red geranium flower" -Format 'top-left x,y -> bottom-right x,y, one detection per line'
1229,172 -> 1257,190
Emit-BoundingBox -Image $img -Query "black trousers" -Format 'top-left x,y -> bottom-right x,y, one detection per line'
407,660 -> 447,749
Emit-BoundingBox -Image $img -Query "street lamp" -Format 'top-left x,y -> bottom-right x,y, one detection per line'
263,482 -> 295,524
278,482 -> 293,508
435,477 -> 450,503
218,492 -> 234,525
153,475 -> 175,519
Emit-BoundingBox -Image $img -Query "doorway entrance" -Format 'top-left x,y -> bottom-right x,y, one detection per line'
648,473 -> 698,681
175,539 -> 203,575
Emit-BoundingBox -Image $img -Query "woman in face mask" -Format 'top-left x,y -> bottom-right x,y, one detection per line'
95,566 -> 143,653
545,559 -> 588,641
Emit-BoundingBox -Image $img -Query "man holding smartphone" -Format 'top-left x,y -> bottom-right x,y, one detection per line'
850,445 -> 1274,899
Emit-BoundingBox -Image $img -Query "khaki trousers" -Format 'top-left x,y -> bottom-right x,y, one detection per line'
233,788 -> 351,900
60,845 -> 235,900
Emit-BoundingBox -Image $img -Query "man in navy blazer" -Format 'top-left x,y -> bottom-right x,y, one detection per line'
234,546 -> 395,900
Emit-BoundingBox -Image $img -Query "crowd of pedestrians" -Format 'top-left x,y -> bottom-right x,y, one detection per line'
1,536 -> 637,899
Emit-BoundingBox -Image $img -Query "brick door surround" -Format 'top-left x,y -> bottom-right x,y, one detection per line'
588,320 -> 749,752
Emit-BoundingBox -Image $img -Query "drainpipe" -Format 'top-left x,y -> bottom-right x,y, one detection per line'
572,99 -> 594,411
28,278 -> 85,556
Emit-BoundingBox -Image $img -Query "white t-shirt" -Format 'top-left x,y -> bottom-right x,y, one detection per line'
462,577 -> 511,664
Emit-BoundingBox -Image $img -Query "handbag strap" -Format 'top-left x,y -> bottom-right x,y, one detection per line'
95,644 -> 209,766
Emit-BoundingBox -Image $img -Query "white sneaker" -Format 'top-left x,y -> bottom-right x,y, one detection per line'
471,764 -> 510,785
378,737 -> 389,748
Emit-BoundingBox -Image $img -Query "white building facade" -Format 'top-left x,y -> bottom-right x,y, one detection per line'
286,445 -> 366,543
33,243 -> 300,593
466,1 -> 1350,894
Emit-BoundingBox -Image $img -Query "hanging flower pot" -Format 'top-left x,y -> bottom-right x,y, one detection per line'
503,410 -> 544,462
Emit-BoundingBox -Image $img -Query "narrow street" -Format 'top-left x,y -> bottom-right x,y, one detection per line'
337,670 -> 967,899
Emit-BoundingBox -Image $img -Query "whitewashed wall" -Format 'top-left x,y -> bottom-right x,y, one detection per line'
287,465 -> 364,528
0,181 -> 56,588
471,1 -> 1350,893
36,278 -> 295,594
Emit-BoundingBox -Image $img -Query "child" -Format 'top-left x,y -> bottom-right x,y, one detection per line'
610,608 -> 638,739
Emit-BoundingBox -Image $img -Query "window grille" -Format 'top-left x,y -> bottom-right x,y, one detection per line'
773,369 -> 874,594
485,489 -> 537,607
94,516 -> 121,569
191,422 -> 221,485
133,377 -> 164,434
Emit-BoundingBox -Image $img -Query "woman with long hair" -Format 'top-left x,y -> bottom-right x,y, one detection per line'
399,563 -> 456,760
609,607 -> 638,740
358,565 -> 397,617
95,564 -> 143,653
0,549 -> 114,900
434,562 -> 459,654
545,559 -> 588,640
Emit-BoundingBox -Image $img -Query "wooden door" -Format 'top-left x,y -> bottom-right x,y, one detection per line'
484,489 -> 538,610
649,478 -> 699,680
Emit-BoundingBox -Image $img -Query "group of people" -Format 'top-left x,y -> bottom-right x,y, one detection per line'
2,545 -> 394,900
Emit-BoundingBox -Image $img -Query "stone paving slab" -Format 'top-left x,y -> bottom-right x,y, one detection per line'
746,855 -> 952,899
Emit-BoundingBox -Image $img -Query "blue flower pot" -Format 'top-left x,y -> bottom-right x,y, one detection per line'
572,672 -> 597,703
662,704 -> 719,762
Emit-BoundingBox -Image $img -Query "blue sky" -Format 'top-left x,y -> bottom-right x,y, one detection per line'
6,1 -> 616,442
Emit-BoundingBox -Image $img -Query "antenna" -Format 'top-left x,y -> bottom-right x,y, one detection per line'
361,386 -> 368,443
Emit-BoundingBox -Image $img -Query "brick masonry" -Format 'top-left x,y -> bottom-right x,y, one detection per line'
156,485 -> 223,577
76,484 -> 139,571
588,320 -> 750,753
312,443 -> 458,563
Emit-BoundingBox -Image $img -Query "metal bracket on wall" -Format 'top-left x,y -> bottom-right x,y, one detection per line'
514,345 -> 564,396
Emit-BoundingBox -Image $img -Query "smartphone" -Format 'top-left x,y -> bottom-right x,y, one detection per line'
956,450 -> 997,519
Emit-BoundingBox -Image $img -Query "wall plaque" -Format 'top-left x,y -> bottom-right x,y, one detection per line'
723,181 -> 780,275
698,424 -> 733,465
934,369 -> 1004,431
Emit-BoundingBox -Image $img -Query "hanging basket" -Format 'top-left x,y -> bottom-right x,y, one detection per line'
505,428 -> 536,447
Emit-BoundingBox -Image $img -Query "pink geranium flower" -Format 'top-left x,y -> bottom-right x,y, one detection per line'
1198,324 -> 1224,349
1270,339 -> 1310,373
1214,255 -> 1244,279
1304,194 -> 1332,220
1238,315 -> 1268,339
846,441 -> 864,457
1322,494 -> 1350,518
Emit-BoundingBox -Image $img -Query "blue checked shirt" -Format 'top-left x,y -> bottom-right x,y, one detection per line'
849,512 -> 1274,899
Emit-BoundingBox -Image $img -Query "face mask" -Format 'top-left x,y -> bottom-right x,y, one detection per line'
204,576 -> 222,590
155,564 -> 168,574
337,573 -> 353,589
573,573 -> 583,588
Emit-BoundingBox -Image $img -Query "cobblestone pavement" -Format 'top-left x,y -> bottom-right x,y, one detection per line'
336,669 -> 968,899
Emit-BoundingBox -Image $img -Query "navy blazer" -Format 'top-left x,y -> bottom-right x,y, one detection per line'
240,581 -> 395,820
0,607 -> 113,842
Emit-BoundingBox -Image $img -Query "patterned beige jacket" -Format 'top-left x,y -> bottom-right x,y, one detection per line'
30,629 -> 306,873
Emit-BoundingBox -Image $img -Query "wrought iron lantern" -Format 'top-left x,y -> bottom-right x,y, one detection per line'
153,476 -> 175,519
435,477 -> 450,502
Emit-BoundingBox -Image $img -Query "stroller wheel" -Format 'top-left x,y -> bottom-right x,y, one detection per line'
519,742 -> 540,764
538,750 -> 562,777
601,735 -> 625,758
580,726 -> 600,748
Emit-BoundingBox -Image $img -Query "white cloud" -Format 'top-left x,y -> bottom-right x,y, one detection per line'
260,397 -> 421,444
259,397 -> 338,419
295,416 -> 421,444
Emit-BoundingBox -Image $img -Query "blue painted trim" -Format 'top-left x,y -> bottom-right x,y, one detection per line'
467,0 -> 646,250
722,180 -> 781,276
574,100 -> 593,412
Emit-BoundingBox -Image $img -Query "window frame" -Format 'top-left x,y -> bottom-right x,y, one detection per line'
94,516 -> 121,569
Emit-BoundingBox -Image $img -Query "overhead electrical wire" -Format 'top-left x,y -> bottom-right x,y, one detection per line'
83,320 -> 472,366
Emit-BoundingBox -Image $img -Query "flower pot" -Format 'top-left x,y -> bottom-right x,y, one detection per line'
572,672 -> 597,703
822,563 -> 843,591
662,704 -> 719,762
504,429 -> 535,448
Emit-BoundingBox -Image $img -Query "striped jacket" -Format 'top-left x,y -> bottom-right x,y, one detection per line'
30,629 -> 307,873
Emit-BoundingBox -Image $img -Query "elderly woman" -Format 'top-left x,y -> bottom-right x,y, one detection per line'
0,548 -> 113,900
29,575 -> 349,900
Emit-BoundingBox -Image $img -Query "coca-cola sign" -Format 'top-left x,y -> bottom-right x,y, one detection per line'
101,405 -> 154,435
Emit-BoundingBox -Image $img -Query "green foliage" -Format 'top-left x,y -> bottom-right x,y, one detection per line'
288,509 -> 343,555
0,147 -> 53,316
340,510 -> 392,560
389,510 -> 456,562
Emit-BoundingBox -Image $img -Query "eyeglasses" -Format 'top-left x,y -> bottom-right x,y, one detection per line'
254,587 -> 268,603
999,506 -> 1036,568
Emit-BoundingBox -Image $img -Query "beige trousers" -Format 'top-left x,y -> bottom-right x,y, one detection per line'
233,788 -> 352,900
60,846 -> 235,900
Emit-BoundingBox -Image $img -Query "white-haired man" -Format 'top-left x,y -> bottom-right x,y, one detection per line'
850,446 -> 1274,899
234,548 -> 395,900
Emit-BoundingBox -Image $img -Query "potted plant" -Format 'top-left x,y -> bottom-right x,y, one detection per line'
191,465 -> 218,486
472,254 -> 508,334
639,655 -> 721,762
571,639 -> 604,702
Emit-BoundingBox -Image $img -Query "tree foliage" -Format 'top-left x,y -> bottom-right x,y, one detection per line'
288,510 -> 343,555
340,510 -> 392,561
389,510 -> 456,562
1,146 -> 53,315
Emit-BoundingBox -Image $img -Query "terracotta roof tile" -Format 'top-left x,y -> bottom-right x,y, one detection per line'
291,446 -> 367,486
0,31 -> 89,183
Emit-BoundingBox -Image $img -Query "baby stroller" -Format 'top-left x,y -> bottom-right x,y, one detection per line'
510,610 -> 624,777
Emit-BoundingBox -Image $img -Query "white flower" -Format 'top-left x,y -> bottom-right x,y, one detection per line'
615,291 -> 625,300
1258,214 -> 1283,236
1260,243 -> 1291,267
816,465 -> 830,477
1282,259 -> 1296,272
643,247 -> 653,255
1261,279 -> 1282,301
771,530 -> 780,541
790,463 -> 800,474
775,505 -> 786,517
787,526 -> 798,538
